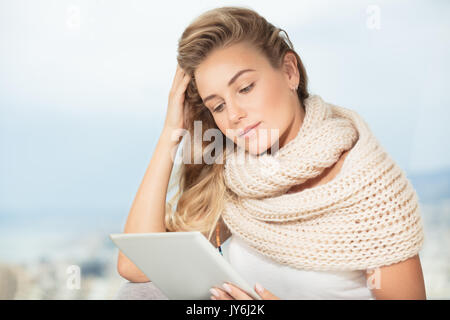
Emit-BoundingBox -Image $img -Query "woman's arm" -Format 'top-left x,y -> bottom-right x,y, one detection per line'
117,128 -> 181,282
365,254 -> 426,299
117,64 -> 190,283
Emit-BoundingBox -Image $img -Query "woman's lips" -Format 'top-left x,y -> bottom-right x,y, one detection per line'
240,122 -> 261,138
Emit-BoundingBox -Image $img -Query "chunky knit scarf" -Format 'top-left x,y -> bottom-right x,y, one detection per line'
222,94 -> 424,271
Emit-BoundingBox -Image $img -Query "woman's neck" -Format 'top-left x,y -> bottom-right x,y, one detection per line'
273,100 -> 305,153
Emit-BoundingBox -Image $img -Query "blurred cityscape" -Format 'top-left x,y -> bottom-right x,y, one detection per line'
0,168 -> 449,299
0,231 -> 126,299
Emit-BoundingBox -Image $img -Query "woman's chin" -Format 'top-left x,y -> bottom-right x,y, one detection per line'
234,129 -> 279,156
241,139 -> 271,156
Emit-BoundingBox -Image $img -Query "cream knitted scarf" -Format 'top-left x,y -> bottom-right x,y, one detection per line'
222,94 -> 424,271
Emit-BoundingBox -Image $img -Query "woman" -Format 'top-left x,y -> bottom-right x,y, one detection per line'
117,6 -> 426,300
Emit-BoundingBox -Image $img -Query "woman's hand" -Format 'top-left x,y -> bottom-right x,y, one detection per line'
163,63 -> 191,142
210,282 -> 281,300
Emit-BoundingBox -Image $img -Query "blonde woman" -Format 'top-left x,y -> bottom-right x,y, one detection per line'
117,6 -> 426,300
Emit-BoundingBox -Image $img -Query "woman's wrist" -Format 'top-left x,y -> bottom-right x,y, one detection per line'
161,126 -> 184,147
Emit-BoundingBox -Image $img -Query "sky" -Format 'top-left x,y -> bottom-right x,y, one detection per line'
1,0 -> 449,218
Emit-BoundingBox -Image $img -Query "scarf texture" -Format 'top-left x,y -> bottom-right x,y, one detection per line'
222,94 -> 425,271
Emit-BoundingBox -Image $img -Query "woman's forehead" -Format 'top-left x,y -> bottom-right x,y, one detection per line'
195,43 -> 266,79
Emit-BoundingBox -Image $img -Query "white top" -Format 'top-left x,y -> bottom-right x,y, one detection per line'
221,234 -> 375,300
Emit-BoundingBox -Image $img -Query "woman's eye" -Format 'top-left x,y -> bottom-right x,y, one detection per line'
212,83 -> 254,113
213,104 -> 224,113
239,83 -> 254,94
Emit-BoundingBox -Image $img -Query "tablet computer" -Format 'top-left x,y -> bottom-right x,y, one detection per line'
109,231 -> 262,300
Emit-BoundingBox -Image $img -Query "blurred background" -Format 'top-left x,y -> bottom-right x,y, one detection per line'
0,0 -> 449,299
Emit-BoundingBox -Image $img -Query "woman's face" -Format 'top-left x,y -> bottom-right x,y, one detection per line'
194,41 -> 304,156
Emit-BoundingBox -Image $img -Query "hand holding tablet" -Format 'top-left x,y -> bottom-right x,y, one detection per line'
110,231 -> 263,300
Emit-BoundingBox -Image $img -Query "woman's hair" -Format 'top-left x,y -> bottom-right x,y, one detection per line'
164,6 -> 309,242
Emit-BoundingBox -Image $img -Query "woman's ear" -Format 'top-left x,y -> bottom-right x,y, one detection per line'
282,51 -> 300,90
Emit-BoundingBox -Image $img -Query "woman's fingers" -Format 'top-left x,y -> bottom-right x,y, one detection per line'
211,288 -> 234,300
211,283 -> 254,300
223,283 -> 254,300
164,63 -> 191,132
169,65 -> 190,99
170,65 -> 184,92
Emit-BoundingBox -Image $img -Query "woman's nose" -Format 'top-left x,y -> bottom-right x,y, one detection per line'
228,103 -> 246,122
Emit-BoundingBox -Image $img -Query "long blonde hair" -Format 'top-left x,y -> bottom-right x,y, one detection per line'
164,6 -> 310,243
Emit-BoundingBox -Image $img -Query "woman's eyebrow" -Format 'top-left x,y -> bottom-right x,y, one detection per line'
202,68 -> 255,104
